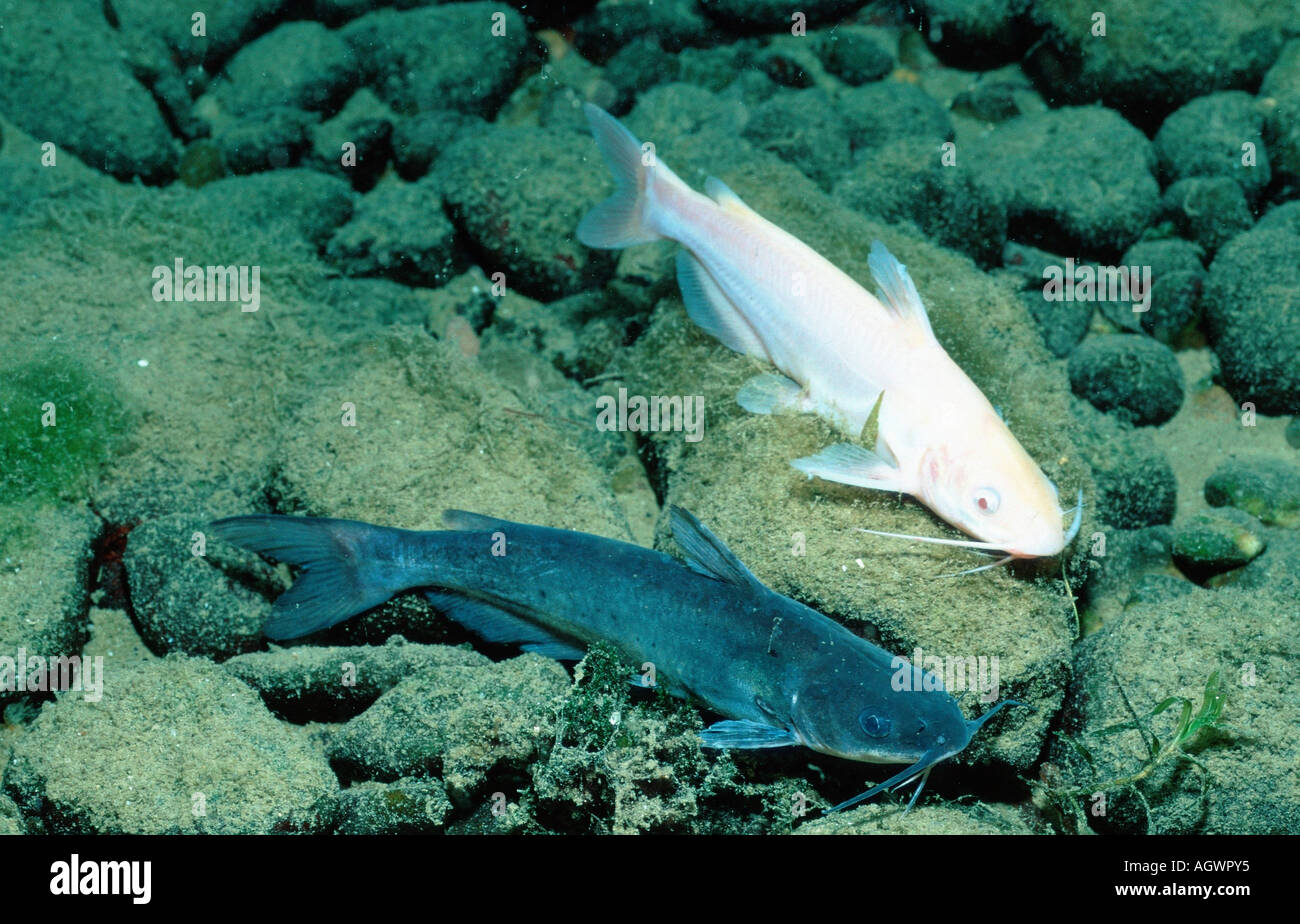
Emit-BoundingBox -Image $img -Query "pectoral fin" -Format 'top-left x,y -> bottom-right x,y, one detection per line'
791,442 -> 906,493
699,720 -> 799,750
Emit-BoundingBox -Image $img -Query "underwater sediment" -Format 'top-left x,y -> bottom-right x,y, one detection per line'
0,0 -> 1297,835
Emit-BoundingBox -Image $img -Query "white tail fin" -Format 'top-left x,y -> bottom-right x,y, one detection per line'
577,103 -> 664,249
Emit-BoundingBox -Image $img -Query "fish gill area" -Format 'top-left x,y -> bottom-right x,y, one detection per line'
0,0 -> 1298,835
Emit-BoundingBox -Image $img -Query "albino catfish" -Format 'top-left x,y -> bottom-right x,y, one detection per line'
577,104 -> 1081,570
211,507 -> 1023,812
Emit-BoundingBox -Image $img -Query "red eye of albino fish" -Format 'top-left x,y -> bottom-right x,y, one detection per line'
974,487 -> 1000,514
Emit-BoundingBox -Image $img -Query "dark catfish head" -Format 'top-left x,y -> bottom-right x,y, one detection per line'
789,677 -> 971,765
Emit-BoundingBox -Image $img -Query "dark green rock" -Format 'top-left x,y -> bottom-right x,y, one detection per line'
972,106 -> 1159,253
1068,334 -> 1185,426
816,27 -> 893,85
743,89 -> 851,189
835,136 -> 1006,266
1160,177 -> 1254,255
124,513 -> 273,659
839,81 -> 953,156
1153,91 -> 1270,201
1071,400 -> 1177,528
1172,512 -> 1266,581
1204,459 -> 1300,527
325,176 -> 462,286
1203,227 -> 1300,415
1115,238 -> 1204,344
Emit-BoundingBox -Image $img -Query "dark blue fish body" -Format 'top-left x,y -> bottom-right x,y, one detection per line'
211,508 -> 1020,810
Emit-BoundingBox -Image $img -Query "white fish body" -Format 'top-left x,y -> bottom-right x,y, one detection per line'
577,104 -> 1073,559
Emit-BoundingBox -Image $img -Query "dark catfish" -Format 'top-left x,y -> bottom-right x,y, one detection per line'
210,507 -> 1021,810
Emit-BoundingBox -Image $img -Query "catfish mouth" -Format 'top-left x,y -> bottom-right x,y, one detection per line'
826,744 -> 963,814
824,699 -> 1028,815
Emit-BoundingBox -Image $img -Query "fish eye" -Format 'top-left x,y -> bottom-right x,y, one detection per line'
858,710 -> 891,738
916,719 -> 928,736
973,487 -> 1000,515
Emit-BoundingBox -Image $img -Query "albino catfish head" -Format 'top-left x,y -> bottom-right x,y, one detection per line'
915,415 -> 1074,560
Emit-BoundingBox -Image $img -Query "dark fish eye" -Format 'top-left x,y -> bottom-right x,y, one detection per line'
916,719 -> 928,736
858,710 -> 891,738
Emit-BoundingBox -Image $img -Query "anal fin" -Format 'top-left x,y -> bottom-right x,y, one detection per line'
737,372 -> 806,416
425,590 -> 587,660
675,250 -> 767,359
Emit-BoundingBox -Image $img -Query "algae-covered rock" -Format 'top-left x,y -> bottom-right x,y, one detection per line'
1077,526 -> 1181,634
224,637 -> 489,722
0,345 -> 132,505
815,27 -> 894,86
912,0 -> 1033,64
325,175 -> 462,285
1070,400 -> 1177,529
4,656 -> 337,833
342,3 -> 532,117
1026,0 -> 1285,126
123,512 -> 271,659
191,169 -> 355,249
325,777 -> 452,834
327,652 -> 569,800
1068,334 -> 1185,427
1046,584 -> 1297,834
271,327 -> 632,542
834,136 -> 1007,266
1115,238 -> 1204,345
213,106 -> 316,175
839,80 -> 954,156
207,21 -> 358,117
1019,288 -> 1092,358
434,124 -> 617,299
1260,39 -> 1300,182
307,88 -> 398,190
1203,227 -> 1300,416
971,106 -> 1159,254
0,0 -> 176,182
1002,242 -> 1092,356
0,504 -> 99,710
391,108 -> 481,181
796,799 -> 1034,834
697,0 -> 869,32
1153,91 -> 1270,200
1204,458 -> 1300,527
0,792 -> 21,834
526,644 -> 759,835
1171,511 -> 1266,581
572,0 -> 712,62
742,89 -> 851,190
1160,177 -> 1254,256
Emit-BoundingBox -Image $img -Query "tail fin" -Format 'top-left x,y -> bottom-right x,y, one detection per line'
576,103 -> 664,249
209,515 -> 417,640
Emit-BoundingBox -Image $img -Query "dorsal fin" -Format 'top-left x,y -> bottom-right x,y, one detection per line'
868,241 -> 935,340
668,506 -> 760,588
442,510 -> 517,531
705,176 -> 760,218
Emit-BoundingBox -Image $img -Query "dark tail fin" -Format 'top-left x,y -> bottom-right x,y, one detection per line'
209,515 -> 417,639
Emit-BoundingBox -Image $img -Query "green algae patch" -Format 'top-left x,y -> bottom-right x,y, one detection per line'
0,346 -> 130,505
